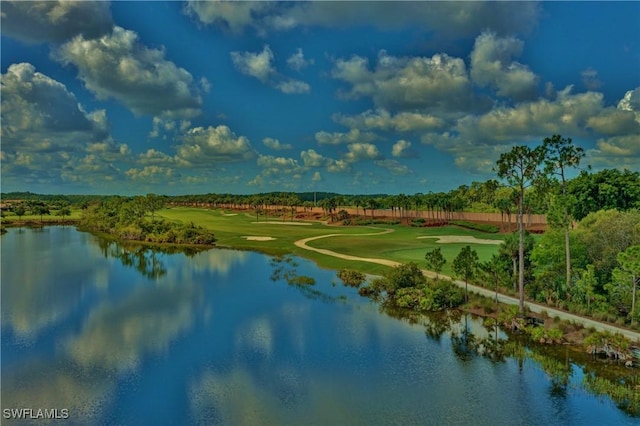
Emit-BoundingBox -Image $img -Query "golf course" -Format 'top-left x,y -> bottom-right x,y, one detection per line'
157,206 -> 507,277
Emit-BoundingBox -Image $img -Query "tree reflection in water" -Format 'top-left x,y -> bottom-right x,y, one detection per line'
376,303 -> 640,417
269,255 -> 341,304
96,237 -> 205,279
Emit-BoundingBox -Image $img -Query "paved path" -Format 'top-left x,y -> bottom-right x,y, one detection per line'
294,230 -> 640,343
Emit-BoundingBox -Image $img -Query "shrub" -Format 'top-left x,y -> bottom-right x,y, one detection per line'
337,269 -> 366,288
450,220 -> 499,233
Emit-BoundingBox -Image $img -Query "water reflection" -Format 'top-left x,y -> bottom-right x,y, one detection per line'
1,228 -> 106,339
2,228 -> 639,424
67,283 -> 201,372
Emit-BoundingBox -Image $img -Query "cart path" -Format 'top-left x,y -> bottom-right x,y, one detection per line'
294,230 -> 640,343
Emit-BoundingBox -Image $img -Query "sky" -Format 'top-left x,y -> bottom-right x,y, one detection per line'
1,1 -> 639,196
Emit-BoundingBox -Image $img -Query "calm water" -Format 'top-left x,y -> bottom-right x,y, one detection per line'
1,227 -> 637,425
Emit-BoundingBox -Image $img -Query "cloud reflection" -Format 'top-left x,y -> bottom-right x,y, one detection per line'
67,283 -> 201,372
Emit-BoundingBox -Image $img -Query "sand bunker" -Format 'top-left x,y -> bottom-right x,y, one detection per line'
242,236 -> 276,241
417,235 -> 501,245
222,213 -> 238,216
251,221 -> 312,226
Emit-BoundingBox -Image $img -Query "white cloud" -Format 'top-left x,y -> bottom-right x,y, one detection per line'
332,50 -> 488,113
374,159 -> 412,175
176,125 -> 255,165
125,166 -> 176,181
183,0 -> 275,34
230,45 -> 275,83
470,32 -> 538,101
300,149 -> 328,167
312,171 -> 322,181
300,149 -> 351,173
55,26 -> 202,119
262,137 -> 293,150
1,0 -> 112,44
392,140 -> 414,158
186,1 -> 540,38
287,48 -> 313,71
256,154 -> 301,170
275,80 -> 310,94
334,109 -> 446,132
315,128 -> 377,145
230,45 -> 311,94
343,143 -> 382,162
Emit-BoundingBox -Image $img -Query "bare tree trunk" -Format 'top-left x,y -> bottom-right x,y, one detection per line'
518,187 -> 525,314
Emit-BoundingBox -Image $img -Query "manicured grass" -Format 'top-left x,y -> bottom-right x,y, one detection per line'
307,225 -> 503,275
156,207 -> 506,276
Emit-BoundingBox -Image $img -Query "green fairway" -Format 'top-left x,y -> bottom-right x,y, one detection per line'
157,207 -> 506,275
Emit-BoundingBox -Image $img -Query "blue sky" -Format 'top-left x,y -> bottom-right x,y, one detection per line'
1,1 -> 639,195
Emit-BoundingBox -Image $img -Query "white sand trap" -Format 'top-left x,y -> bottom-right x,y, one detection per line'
242,236 -> 276,241
251,221 -> 312,226
222,213 -> 238,216
417,235 -> 501,245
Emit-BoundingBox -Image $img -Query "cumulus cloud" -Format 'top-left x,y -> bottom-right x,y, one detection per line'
392,140 -> 415,158
312,171 -> 322,181
55,26 -> 202,119
183,0 -> 275,34
0,63 -> 132,189
418,84 -> 640,174
315,128 -> 377,145
176,125 -> 255,165
262,137 -> 292,150
374,159 -> 412,175
287,48 -> 313,71
256,154 -> 302,171
332,50 -> 488,113
333,109 -> 446,132
343,143 -> 382,162
186,1 -> 540,37
1,63 -> 105,145
230,45 -> 310,94
125,166 -> 177,182
230,45 -> 275,83
300,149 -> 351,173
1,0 -> 112,44
275,80 -> 310,94
300,149 -> 328,167
470,32 -> 539,101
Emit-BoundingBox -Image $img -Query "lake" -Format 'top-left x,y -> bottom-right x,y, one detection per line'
1,227 -> 637,425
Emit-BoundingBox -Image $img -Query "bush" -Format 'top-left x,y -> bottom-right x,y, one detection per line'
337,269 -> 366,288
450,220 -> 499,233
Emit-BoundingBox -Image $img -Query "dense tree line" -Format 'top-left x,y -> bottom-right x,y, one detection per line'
79,195 -> 216,245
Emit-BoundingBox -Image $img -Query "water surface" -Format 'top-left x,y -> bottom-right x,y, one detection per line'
1,227 -> 636,425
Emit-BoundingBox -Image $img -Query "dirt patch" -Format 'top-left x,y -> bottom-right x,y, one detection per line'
242,236 -> 276,241
417,235 -> 501,245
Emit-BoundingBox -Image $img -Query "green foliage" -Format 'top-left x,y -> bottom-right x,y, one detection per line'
383,262 -> 426,293
453,245 -> 479,283
449,220 -> 499,233
394,280 -> 464,312
80,198 -> 215,245
524,325 -> 564,344
567,169 -> 640,220
337,269 -> 366,288
424,248 -> 446,277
